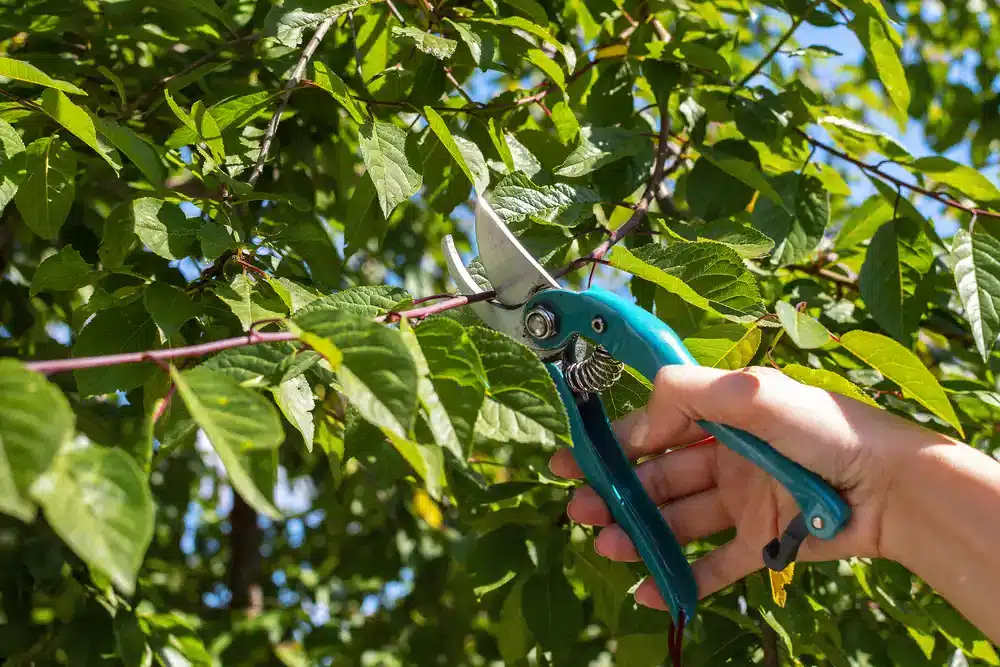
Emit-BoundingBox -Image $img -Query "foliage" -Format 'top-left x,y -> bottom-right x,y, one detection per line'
0,0 -> 999,665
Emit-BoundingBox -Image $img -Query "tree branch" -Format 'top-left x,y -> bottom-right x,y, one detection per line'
553,100 -> 673,279
799,130 -> 1000,220
738,0 -> 819,87
247,18 -> 337,186
24,291 -> 499,375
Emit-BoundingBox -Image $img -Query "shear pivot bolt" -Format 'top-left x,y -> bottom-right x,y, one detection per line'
811,516 -> 824,531
591,316 -> 607,334
525,307 -> 557,340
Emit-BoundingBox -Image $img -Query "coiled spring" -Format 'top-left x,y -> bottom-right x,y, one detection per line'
564,345 -> 624,395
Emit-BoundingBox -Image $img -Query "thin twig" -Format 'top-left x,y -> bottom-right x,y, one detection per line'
553,99 -> 673,279
128,33 -> 257,115
377,290 -> 497,323
152,384 -> 177,424
798,130 -> 1000,220
738,0 -> 820,87
444,67 -> 477,105
248,18 -> 337,186
385,0 -> 406,23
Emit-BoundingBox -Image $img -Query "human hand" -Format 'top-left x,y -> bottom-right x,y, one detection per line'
548,365 -> 951,613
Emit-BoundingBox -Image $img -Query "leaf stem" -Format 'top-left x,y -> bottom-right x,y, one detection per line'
738,1 -> 819,87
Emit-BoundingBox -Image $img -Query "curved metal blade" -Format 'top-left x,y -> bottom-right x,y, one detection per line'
474,198 -> 559,306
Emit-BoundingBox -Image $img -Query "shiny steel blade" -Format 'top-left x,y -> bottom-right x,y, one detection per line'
474,198 -> 559,306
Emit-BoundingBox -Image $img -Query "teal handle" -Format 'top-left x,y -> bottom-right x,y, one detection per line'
528,287 -> 851,542
547,363 -> 698,624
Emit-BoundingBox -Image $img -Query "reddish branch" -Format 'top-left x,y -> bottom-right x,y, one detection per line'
799,131 -> 1000,220
553,99 -> 674,279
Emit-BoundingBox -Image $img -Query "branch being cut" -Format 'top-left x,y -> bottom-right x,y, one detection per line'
24,291 -> 499,376
247,18 -> 337,186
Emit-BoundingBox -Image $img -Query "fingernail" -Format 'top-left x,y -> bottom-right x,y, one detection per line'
630,412 -> 649,451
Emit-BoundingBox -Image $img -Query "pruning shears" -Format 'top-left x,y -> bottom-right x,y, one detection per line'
442,200 -> 851,625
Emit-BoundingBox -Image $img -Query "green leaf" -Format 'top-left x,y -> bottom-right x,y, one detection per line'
165,91 -> 281,148
358,120 -> 422,217
30,246 -> 97,295
909,156 -> 1000,204
38,89 -> 121,170
198,221 -> 239,260
700,143 -> 789,210
684,139 -> 758,219
391,26 -> 458,59
951,220 -> 1000,360
265,0 -> 377,48
491,171 -> 600,226
781,364 -> 879,408
99,204 -> 134,268
684,324 -> 762,368
493,578 -> 532,664
0,359 -> 75,522
610,244 -> 764,321
856,14 -> 909,117
840,330 -> 963,436
15,135 -> 76,240
834,194 -> 894,250
294,285 -> 410,318
200,341 -> 314,386
294,308 -> 419,439
776,301 -> 832,349
616,633 -> 671,667
0,118 -> 26,215
572,545 -> 634,633
752,172 -> 830,266
525,48 -> 565,91
93,116 -> 165,185
310,61 -> 367,124
471,15 -> 575,71
819,116 -> 911,162
424,107 -> 488,194
669,216 -> 775,259
402,318 -> 487,459
215,273 -> 288,331
267,276 -> 323,314
0,56 -> 86,95
143,282 -> 202,339
31,444 -> 154,595
468,327 -> 570,448
273,375 -> 315,451
487,117 -> 515,172
190,101 -> 225,162
131,197 -> 200,260
550,101 -> 580,145
73,302 -> 159,396
171,367 -> 284,518
600,365 -> 651,422
521,568 -> 584,651
554,126 -> 647,178
859,217 -> 933,341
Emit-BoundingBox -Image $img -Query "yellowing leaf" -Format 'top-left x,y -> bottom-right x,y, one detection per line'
413,488 -> 443,528
769,562 -> 795,608
840,331 -> 963,436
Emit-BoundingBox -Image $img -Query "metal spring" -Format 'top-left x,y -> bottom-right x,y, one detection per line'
564,345 -> 624,395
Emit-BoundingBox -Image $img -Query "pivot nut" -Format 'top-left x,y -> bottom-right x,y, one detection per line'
525,307 -> 557,340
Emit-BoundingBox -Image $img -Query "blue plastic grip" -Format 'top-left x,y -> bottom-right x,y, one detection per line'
547,363 -> 698,623
529,287 -> 852,599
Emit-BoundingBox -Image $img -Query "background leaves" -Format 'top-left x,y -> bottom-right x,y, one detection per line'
0,0 -> 998,665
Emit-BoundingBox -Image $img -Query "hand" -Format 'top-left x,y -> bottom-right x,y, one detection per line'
548,365 -> 943,612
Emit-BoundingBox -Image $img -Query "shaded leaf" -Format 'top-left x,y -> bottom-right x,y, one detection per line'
424,107 -> 488,194
143,282 -> 202,339
358,120 -> 422,217
752,172 -> 830,266
859,217 -> 933,341
555,126 -> 647,178
30,246 -> 97,295
131,197 -> 200,260
0,118 -> 26,215
0,359 -> 75,522
73,302 -> 159,396
215,273 -> 288,331
15,135 -> 76,240
310,61 -> 367,124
